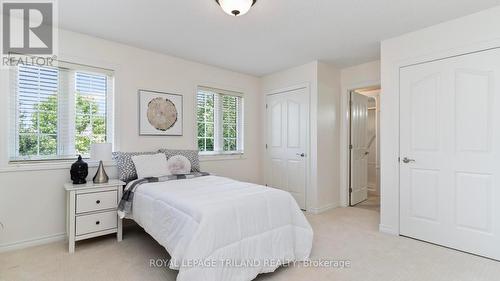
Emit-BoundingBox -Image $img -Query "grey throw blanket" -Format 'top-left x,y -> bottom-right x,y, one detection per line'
117,172 -> 210,218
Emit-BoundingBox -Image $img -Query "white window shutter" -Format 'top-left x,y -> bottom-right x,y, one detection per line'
15,65 -> 59,159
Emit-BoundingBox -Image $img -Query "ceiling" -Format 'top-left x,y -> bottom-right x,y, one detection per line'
58,0 -> 500,76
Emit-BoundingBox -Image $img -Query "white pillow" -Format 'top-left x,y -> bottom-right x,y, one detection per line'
167,155 -> 192,175
131,153 -> 170,179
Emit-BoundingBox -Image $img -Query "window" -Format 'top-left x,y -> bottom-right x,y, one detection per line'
197,91 -> 215,152
10,63 -> 113,161
16,66 -> 59,157
197,87 -> 244,155
74,72 -> 108,155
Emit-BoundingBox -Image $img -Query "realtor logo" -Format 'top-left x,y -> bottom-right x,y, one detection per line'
2,2 -> 53,54
1,0 -> 57,68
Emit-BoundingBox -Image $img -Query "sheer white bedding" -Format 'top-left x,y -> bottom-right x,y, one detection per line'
129,175 -> 313,281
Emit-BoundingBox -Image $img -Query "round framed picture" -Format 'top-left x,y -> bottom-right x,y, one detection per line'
139,90 -> 183,136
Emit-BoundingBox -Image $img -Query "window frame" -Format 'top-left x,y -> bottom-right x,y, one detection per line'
9,61 -> 114,163
196,86 -> 244,157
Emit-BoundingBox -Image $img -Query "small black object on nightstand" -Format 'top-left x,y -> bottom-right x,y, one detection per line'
70,155 -> 88,184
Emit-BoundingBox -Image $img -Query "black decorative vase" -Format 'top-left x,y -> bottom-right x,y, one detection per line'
70,155 -> 88,184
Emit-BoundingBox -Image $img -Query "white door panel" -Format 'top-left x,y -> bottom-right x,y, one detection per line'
350,92 -> 369,205
400,48 -> 500,260
266,88 -> 309,209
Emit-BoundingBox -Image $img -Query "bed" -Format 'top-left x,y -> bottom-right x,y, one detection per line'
114,151 -> 313,281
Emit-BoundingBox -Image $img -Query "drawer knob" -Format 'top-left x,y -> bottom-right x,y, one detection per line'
96,200 -> 101,204
95,221 -> 100,225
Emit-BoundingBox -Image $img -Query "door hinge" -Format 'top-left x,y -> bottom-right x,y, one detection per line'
349,187 -> 353,193
398,157 -> 401,162
266,104 -> 268,109
349,144 -> 353,150
265,144 -> 268,149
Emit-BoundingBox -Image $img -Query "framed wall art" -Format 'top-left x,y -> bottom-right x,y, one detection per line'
138,90 -> 183,136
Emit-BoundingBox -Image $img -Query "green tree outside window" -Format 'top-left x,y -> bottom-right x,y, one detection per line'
18,94 -> 105,157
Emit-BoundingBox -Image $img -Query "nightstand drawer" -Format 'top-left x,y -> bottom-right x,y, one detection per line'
76,211 -> 117,236
76,190 -> 118,214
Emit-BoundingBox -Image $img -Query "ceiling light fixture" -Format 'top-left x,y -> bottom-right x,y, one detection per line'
215,0 -> 257,17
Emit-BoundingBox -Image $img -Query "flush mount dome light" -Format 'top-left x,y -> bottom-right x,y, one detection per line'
215,0 -> 257,16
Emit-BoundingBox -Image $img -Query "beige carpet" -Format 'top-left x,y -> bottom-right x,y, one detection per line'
354,194 -> 380,212
1,207 -> 500,281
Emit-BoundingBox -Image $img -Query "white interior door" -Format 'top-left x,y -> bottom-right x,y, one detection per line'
266,87 -> 309,210
350,91 -> 369,205
400,48 -> 500,260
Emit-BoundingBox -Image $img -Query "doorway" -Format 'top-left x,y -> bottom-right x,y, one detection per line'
349,87 -> 380,212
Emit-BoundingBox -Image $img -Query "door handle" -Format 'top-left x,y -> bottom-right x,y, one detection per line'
402,157 -> 415,164
296,153 -> 306,157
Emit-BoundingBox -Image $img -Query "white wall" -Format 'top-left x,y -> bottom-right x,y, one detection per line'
339,61 -> 381,206
341,61 -> 381,88
260,61 -> 341,213
380,6 -> 500,235
0,29 -> 262,250
317,62 -> 341,210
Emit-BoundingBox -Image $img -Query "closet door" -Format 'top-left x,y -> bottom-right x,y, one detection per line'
266,87 -> 309,210
400,48 -> 500,260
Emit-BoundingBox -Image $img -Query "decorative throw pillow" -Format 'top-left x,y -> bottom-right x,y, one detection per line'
167,155 -> 192,175
158,149 -> 200,172
131,153 -> 170,179
112,151 -> 157,182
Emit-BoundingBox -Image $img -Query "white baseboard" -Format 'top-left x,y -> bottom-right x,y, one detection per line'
0,232 -> 66,253
307,203 -> 337,214
379,224 -> 399,235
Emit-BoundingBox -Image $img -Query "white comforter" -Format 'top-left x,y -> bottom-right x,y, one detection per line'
130,175 -> 313,281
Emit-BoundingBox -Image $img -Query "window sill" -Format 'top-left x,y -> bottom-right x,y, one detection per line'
0,160 -> 116,173
199,153 -> 246,162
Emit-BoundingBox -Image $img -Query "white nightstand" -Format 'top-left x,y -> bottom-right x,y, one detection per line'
64,179 -> 125,253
